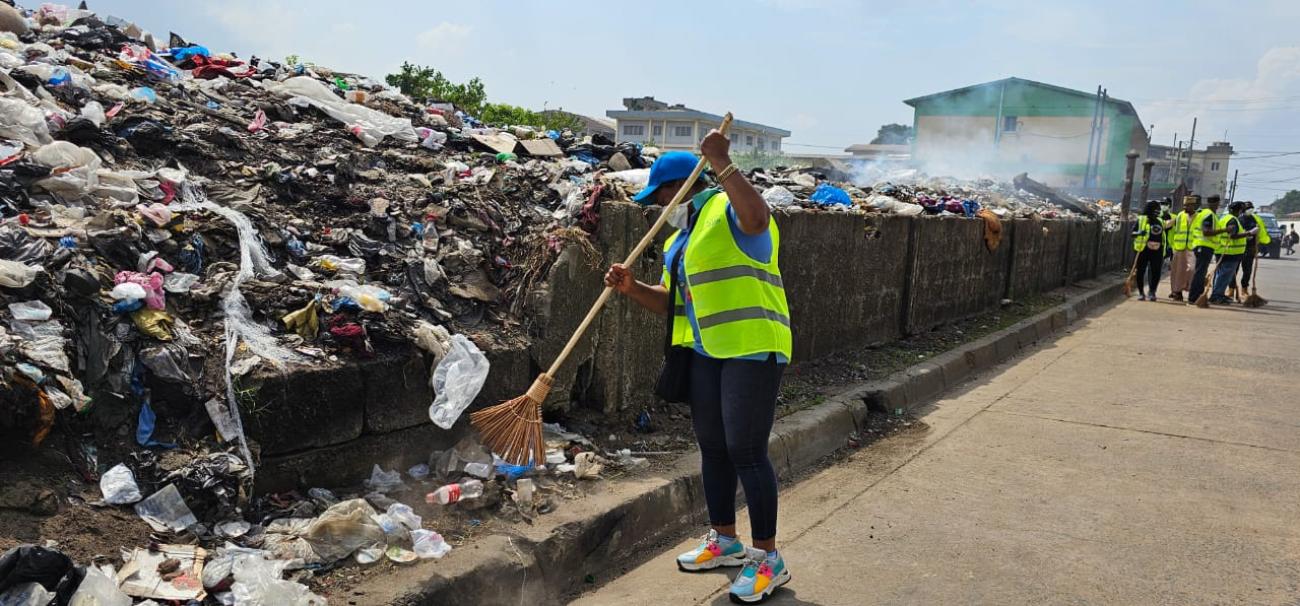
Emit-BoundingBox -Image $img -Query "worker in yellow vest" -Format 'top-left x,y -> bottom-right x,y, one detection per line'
1167,195 -> 1200,301
1209,201 -> 1256,305
1187,195 -> 1217,303
1130,200 -> 1170,301
605,133 -> 793,603
1235,201 -> 1272,297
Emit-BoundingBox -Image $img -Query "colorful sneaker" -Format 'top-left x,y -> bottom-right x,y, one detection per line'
676,530 -> 747,572
728,549 -> 791,604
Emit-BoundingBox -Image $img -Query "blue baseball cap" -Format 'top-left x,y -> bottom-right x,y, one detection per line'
632,151 -> 699,204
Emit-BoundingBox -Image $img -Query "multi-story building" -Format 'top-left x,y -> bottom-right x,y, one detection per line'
606,97 -> 790,153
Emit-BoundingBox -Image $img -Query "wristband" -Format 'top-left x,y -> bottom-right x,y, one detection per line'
715,163 -> 739,184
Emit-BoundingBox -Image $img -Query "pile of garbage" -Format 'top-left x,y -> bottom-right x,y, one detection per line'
0,2 -> 668,603
750,165 -> 1121,225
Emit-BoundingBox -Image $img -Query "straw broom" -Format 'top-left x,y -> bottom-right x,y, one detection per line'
1243,251 -> 1267,308
1195,256 -> 1220,308
472,114 -> 736,465
1122,248 -> 1141,298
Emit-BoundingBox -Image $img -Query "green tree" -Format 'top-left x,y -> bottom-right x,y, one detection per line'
478,103 -> 583,132
1270,190 -> 1300,215
870,123 -> 914,145
385,62 -> 486,114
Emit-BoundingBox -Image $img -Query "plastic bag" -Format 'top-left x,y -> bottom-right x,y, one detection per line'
263,498 -> 385,565
386,502 -> 422,531
762,186 -> 796,207
110,282 -> 147,301
174,188 -> 299,475
0,259 -> 42,288
81,101 -> 106,127
0,98 -> 52,147
7,301 -> 51,321
428,335 -> 490,429
230,555 -> 325,606
809,183 -> 852,206
0,582 -> 54,606
100,463 -> 142,505
69,566 -> 131,606
364,465 -> 404,493
411,529 -> 451,559
134,484 -> 197,532
31,142 -> 102,196
270,77 -> 417,147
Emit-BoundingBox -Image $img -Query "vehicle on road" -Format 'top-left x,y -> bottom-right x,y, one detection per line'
1257,212 -> 1284,259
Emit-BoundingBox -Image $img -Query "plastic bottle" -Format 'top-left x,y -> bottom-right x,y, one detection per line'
426,479 -> 483,505
421,216 -> 439,252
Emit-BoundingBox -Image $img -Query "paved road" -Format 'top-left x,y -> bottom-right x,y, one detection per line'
573,257 -> 1300,606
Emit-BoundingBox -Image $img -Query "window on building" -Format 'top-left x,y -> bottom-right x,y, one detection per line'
1211,161 -> 1220,171
652,124 -> 662,137
758,138 -> 766,150
673,125 -> 693,137
1002,116 -> 1018,132
771,139 -> 779,151
623,124 -> 644,136
746,135 -> 754,146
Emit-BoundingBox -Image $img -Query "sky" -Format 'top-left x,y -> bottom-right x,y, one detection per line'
88,0 -> 1300,204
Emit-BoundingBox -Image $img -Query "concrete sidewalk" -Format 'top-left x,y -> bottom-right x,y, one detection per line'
571,257 -> 1300,606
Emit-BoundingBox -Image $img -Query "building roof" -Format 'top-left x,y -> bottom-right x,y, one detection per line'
903,77 -> 1140,118
844,143 -> 911,154
605,104 -> 790,137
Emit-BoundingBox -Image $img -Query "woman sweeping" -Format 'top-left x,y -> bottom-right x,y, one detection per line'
1131,200 -> 1169,301
605,131 -> 793,604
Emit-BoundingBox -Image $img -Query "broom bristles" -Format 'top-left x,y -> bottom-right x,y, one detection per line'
1195,290 -> 1211,308
470,375 -> 552,465
1244,293 -> 1267,308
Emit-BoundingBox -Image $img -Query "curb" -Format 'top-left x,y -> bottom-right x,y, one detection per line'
376,277 -> 1125,606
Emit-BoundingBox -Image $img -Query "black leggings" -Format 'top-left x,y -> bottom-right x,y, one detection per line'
689,352 -> 785,541
1135,248 -> 1163,295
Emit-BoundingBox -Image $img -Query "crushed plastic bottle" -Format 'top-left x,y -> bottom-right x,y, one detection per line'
426,479 -> 484,505
462,461 -> 492,479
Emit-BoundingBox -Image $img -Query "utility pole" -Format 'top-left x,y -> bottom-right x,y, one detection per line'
1084,85 -> 1103,191
1172,141 -> 1184,187
1184,117 -> 1198,190
1228,169 -> 1238,202
1089,89 -> 1108,191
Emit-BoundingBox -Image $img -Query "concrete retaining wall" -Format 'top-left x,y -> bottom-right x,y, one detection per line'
252,204 -> 1125,491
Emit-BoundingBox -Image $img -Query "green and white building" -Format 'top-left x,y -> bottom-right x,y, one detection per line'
904,78 -> 1155,198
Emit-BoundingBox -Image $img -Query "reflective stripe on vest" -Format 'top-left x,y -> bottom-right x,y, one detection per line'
1170,211 -> 1195,251
668,192 -> 792,360
1218,214 -> 1247,255
663,232 -> 693,348
1191,209 -> 1217,250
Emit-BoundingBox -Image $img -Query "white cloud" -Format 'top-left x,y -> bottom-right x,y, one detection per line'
1144,46 -> 1300,137
416,22 -> 472,54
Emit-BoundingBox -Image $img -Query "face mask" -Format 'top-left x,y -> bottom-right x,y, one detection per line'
665,203 -> 689,230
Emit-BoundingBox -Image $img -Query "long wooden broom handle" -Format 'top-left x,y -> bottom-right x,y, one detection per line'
544,113 -> 735,377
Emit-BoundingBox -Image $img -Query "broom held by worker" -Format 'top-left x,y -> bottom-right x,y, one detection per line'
604,130 -> 795,604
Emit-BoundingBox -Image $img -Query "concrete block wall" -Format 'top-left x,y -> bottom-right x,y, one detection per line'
250,203 -> 1125,491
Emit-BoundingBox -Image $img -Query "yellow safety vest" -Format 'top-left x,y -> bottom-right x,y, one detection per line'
1218,214 -> 1247,256
1191,209 -> 1217,250
662,192 -> 792,360
1132,216 -> 1167,252
1170,211 -> 1195,251
1250,214 -> 1272,245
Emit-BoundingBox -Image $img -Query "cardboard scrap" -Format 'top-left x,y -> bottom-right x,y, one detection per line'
117,544 -> 208,602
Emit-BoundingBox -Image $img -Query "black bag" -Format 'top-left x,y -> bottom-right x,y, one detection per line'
654,239 -> 692,403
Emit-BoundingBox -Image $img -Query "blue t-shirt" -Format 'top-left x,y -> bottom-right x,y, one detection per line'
665,189 -> 787,363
